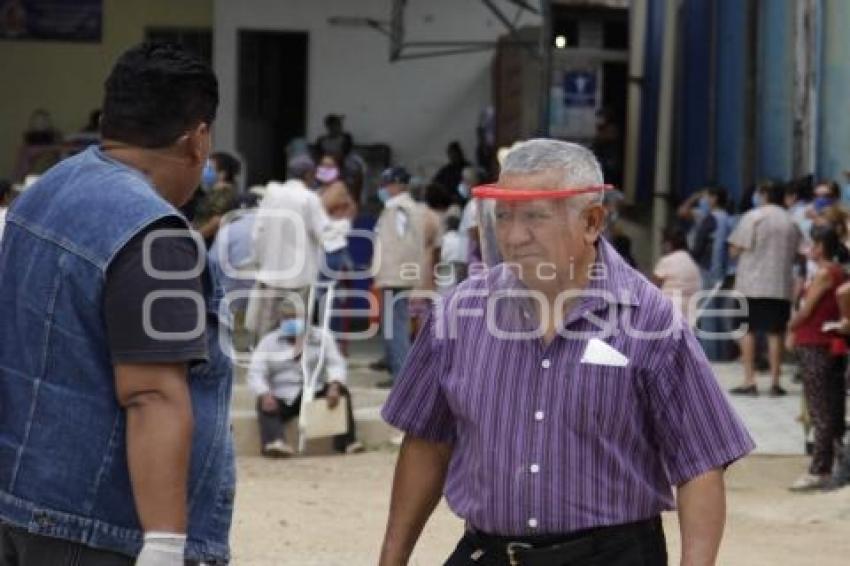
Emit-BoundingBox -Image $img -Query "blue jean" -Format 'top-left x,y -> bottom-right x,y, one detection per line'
382,288 -> 411,379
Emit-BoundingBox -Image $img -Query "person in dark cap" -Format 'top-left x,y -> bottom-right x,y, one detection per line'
315,113 -> 354,160
373,166 -> 439,388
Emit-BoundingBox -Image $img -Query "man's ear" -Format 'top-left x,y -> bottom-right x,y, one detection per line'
582,205 -> 606,244
181,122 -> 211,166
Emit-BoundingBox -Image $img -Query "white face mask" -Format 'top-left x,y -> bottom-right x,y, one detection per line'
316,165 -> 339,184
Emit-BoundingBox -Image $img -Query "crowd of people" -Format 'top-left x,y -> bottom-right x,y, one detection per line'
653,177 -> 850,491
0,40 -> 847,565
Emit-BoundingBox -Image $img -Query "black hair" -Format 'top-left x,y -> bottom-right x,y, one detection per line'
759,182 -> 786,206
211,151 -> 241,183
447,141 -> 465,160
445,215 -> 461,232
101,42 -> 218,148
84,109 -> 101,132
0,179 -> 12,202
425,183 -> 454,211
786,175 -> 814,201
706,186 -> 728,209
818,179 -> 841,199
810,225 -> 850,263
662,226 -> 689,252
325,114 -> 342,129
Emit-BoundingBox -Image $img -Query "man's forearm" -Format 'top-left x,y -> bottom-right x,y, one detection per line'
379,435 -> 453,566
125,390 -> 194,533
677,469 -> 726,566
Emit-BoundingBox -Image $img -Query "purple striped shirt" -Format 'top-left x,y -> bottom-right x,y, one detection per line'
382,238 -> 755,536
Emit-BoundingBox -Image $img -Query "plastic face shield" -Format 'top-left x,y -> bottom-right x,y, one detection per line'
472,184 -> 612,269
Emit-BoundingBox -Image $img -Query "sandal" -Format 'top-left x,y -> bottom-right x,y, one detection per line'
729,384 -> 758,396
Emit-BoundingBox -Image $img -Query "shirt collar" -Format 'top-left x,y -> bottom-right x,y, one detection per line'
562,238 -> 641,327
385,191 -> 410,208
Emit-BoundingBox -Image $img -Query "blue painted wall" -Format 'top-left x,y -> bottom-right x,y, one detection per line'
818,0 -> 850,183
713,0 -> 748,201
755,0 -> 795,181
676,0 -> 713,196
636,0 -> 664,202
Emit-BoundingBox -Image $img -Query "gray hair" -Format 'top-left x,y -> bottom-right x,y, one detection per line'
500,139 -> 605,209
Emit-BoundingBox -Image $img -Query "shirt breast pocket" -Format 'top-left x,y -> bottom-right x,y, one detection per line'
568,364 -> 642,438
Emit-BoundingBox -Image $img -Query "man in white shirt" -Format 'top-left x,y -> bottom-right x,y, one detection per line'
248,155 -> 350,338
247,316 -> 362,457
728,183 -> 802,396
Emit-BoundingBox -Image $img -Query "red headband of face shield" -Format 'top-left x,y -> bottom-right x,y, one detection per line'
471,184 -> 614,201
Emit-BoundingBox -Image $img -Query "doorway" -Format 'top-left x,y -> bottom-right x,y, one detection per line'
237,30 -> 308,187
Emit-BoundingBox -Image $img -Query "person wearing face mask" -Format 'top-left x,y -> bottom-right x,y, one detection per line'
689,188 -> 730,288
247,316 -> 363,457
728,182 -> 803,397
192,151 -> 241,245
372,166 -> 438,388
315,154 -> 341,188
0,43 -> 233,565
432,141 -> 470,198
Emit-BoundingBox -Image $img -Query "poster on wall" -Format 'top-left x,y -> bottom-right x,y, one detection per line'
0,0 -> 102,42
550,68 -> 600,140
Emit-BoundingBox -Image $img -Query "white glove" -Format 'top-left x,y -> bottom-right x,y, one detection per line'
136,532 -> 186,566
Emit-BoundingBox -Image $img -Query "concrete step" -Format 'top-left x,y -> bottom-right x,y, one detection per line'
230,402 -> 399,457
230,384 -> 390,412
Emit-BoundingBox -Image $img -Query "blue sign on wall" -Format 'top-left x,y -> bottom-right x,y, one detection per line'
0,0 -> 102,42
563,71 -> 598,107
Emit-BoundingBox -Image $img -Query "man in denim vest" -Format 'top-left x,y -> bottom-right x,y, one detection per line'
0,43 -> 234,565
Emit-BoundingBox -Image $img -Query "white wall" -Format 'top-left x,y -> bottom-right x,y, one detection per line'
214,0 -> 539,179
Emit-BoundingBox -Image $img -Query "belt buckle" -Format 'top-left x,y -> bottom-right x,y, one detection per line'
506,542 -> 533,566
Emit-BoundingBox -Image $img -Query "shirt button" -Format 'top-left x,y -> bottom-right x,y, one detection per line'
534,411 -> 544,421
530,464 -> 540,474
541,359 -> 551,369
528,518 -> 539,529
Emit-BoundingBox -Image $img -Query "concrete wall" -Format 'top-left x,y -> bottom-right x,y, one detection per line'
818,0 -> 850,182
755,0 -> 795,181
213,0 -> 540,179
0,0 -> 212,179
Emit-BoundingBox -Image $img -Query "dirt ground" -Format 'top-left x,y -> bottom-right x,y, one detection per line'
230,451 -> 850,566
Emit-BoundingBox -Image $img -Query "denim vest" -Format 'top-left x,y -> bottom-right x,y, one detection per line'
0,147 -> 234,563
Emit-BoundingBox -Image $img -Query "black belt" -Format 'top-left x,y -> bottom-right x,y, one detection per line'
466,517 -> 663,566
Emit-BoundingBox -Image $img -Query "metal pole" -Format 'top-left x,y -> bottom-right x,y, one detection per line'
539,0 -> 553,137
651,0 -> 680,263
623,0 -> 648,203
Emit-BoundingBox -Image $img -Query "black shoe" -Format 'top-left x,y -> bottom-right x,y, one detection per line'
369,358 -> 389,371
769,385 -> 787,397
375,379 -> 395,389
730,384 -> 758,396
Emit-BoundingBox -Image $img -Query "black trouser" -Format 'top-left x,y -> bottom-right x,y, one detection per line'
444,517 -> 667,566
256,385 -> 357,452
0,522 -> 210,566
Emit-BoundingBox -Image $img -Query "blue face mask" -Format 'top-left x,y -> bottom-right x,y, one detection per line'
698,195 -> 711,214
279,318 -> 305,337
377,187 -> 390,203
751,193 -> 763,208
814,196 -> 834,212
457,182 -> 470,200
201,159 -> 217,190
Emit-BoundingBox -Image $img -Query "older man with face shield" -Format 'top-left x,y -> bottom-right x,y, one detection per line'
379,139 -> 754,566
